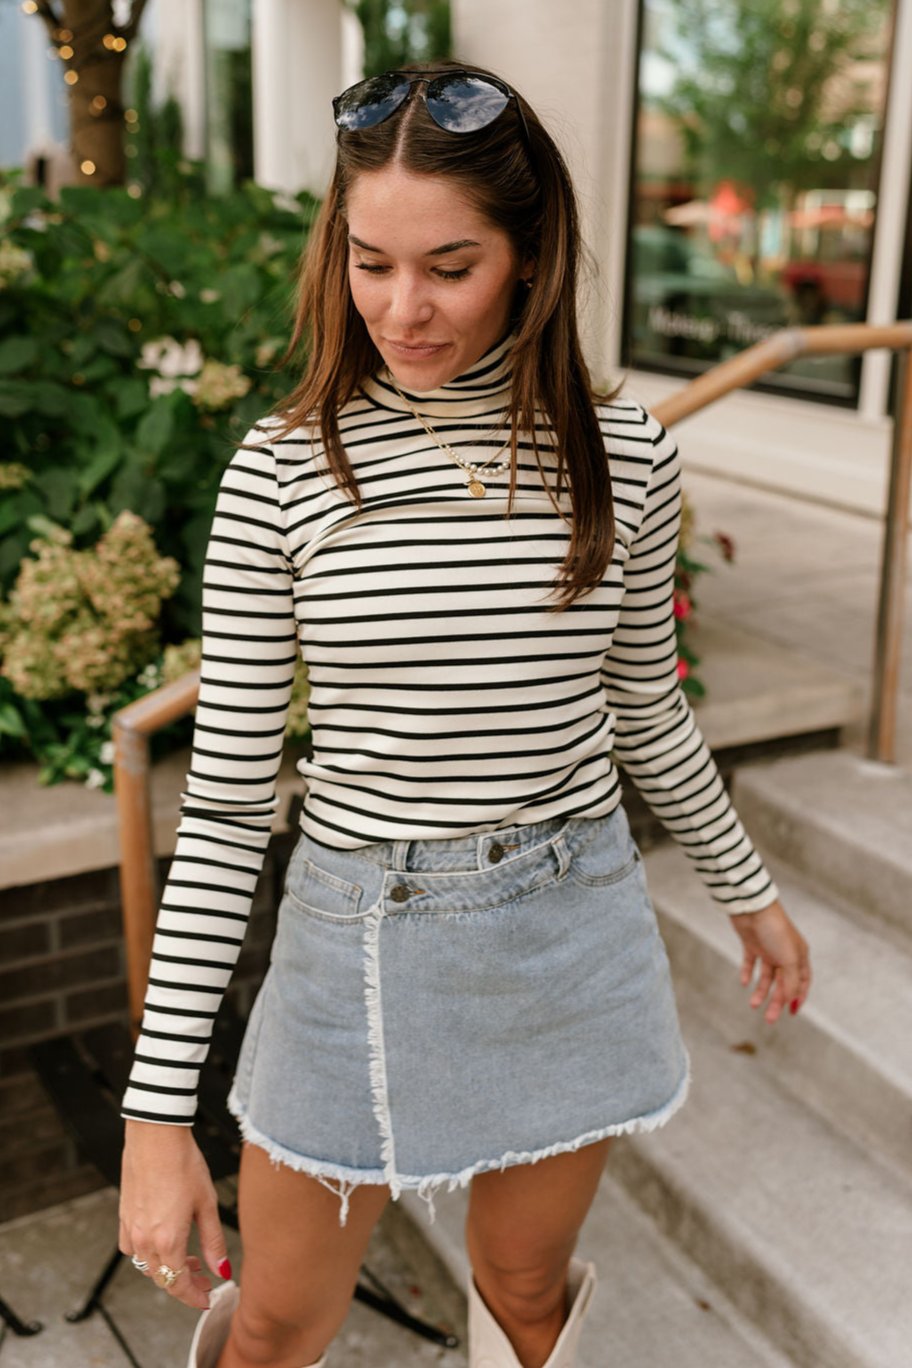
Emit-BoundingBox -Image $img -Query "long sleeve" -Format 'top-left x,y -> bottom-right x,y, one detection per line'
121,428 -> 298,1124
600,406 -> 780,915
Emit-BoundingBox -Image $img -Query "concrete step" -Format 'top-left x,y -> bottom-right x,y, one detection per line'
683,617 -> 864,752
401,1166 -> 790,1368
643,839 -> 912,1184
609,1002 -> 912,1368
729,749 -> 912,953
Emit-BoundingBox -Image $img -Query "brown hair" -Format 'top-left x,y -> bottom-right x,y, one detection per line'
256,57 -> 624,610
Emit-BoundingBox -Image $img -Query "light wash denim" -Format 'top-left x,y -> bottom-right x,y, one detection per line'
226,804 -> 692,1227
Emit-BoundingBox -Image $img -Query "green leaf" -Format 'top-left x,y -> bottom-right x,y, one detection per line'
77,417 -> 124,496
10,185 -> 49,219
32,381 -> 73,418
109,376 -> 149,420
69,334 -> 98,367
109,461 -> 166,523
0,381 -> 32,417
93,317 -> 134,358
69,504 -> 100,537
42,468 -> 79,522
0,337 -> 39,376
135,396 -> 176,456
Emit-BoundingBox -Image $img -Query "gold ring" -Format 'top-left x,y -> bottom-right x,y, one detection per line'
153,1263 -> 186,1290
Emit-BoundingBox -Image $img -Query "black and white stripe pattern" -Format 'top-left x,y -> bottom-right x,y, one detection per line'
121,329 -> 778,1125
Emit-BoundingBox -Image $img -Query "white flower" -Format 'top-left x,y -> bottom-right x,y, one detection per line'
99,740 -> 116,764
200,288 -> 221,303
149,375 -> 199,398
137,662 -> 161,688
86,713 -> 106,729
86,691 -> 111,713
138,336 -> 203,378
168,280 -> 187,298
85,767 -> 106,788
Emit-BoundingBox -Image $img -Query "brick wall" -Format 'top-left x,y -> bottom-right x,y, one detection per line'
0,828 -> 296,1222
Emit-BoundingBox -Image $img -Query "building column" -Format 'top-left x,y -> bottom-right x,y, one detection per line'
149,0 -> 206,160
452,0 -> 639,384
252,0 -> 350,196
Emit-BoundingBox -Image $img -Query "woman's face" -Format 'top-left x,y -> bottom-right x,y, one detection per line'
346,166 -> 532,390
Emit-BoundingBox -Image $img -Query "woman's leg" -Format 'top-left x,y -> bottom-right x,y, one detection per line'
215,1141 -> 391,1368
464,1138 -> 613,1368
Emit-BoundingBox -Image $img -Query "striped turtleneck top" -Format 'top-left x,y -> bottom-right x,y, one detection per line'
121,327 -> 779,1126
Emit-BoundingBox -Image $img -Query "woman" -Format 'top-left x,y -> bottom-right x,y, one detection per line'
119,59 -> 811,1368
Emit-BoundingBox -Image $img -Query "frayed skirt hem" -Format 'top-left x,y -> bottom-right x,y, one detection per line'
225,1045 -> 692,1230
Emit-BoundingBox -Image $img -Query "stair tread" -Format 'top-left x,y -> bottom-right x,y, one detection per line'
643,838 -> 912,1095
623,1001 -> 912,1365
734,749 -> 912,871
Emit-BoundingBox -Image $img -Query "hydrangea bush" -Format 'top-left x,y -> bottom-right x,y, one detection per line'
0,166 -> 316,786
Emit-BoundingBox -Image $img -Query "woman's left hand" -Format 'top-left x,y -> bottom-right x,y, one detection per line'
728,899 -> 811,1024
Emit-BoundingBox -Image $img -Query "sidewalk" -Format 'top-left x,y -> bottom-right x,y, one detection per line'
0,1186 -> 466,1366
1,469 -> 908,1366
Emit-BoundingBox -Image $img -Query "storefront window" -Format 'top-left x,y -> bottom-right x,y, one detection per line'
626,0 -> 896,403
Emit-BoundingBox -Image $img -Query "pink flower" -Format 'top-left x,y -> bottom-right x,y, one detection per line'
676,658 -> 690,680
673,590 -> 692,620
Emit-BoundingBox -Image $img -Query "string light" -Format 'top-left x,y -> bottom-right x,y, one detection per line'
59,44 -> 73,58
112,36 -> 127,52
21,1 -> 38,13
128,318 -> 142,332
59,27 -> 72,40
64,70 -> 78,84
125,108 -> 138,123
102,33 -> 116,48
80,160 -> 96,175
91,95 -> 107,112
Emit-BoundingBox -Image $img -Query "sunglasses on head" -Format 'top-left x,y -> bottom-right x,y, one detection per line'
332,68 -> 532,149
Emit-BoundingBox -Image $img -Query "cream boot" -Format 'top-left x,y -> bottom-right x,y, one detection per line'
467,1255 -> 598,1368
185,1278 -> 327,1367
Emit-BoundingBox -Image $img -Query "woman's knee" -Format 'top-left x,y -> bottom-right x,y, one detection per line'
229,1297 -> 335,1367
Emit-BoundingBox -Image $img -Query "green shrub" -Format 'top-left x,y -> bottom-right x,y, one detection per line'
0,165 -> 316,781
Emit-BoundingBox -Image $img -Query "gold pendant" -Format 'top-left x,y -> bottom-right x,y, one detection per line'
467,479 -> 486,497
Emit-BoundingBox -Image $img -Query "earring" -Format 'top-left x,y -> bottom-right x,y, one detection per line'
522,277 -> 534,289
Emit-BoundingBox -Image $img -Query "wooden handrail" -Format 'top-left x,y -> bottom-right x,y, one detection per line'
112,321 -> 912,1036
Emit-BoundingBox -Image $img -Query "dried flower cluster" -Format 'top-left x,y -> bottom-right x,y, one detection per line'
0,238 -> 32,288
0,511 -> 180,699
0,462 -> 30,491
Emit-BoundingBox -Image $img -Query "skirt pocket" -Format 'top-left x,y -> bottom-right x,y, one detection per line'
285,851 -> 368,924
565,811 -> 642,889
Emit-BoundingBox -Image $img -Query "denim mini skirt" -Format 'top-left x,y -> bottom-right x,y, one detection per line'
225,803 -> 692,1228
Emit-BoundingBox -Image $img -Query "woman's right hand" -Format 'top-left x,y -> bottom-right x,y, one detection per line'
119,1118 -> 231,1311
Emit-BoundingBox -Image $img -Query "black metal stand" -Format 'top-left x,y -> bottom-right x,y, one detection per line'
0,1293 -> 43,1336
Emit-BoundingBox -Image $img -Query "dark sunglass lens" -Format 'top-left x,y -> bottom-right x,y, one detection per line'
425,75 -> 510,133
334,73 -> 411,129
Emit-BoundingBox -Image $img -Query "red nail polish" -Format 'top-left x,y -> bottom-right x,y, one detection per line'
790,999 -> 800,1015
218,1258 -> 232,1279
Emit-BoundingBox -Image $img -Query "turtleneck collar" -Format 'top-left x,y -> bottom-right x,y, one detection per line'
359,326 -> 518,419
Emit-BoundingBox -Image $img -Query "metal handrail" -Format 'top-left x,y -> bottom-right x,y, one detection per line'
113,321 -> 912,1035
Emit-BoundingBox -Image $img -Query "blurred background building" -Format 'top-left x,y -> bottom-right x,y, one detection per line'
2,0 -> 911,517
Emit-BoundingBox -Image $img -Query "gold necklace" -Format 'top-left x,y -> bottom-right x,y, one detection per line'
388,378 -> 512,498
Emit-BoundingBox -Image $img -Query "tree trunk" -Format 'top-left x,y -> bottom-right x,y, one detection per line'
66,1 -> 126,185
35,1 -> 148,187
